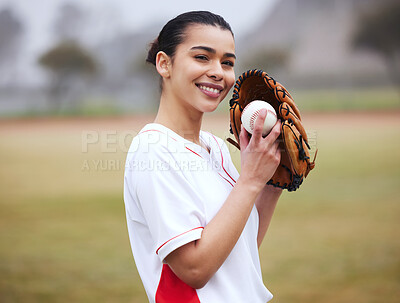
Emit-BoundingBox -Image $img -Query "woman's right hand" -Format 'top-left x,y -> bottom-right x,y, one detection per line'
239,109 -> 282,192
164,109 -> 281,289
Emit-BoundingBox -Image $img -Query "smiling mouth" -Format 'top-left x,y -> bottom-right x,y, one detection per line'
197,85 -> 222,94
196,84 -> 223,95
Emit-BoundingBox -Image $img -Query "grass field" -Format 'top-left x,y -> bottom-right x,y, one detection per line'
0,111 -> 399,302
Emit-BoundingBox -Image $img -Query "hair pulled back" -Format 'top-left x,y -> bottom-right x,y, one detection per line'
146,11 -> 233,66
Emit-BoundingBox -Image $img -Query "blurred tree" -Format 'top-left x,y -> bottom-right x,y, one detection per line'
0,7 -> 24,86
352,1 -> 400,87
38,41 -> 98,110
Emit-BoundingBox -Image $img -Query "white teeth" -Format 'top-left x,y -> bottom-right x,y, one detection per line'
199,85 -> 220,94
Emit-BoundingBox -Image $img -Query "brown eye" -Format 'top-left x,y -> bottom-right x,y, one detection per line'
223,60 -> 234,67
195,55 -> 208,61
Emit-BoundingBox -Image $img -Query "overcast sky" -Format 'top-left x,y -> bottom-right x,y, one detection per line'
0,0 -> 277,50
0,0 -> 277,85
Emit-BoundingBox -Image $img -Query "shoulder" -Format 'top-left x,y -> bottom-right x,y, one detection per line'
125,125 -> 184,184
127,124 -> 180,159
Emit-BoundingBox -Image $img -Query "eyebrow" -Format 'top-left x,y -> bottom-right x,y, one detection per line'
190,46 -> 236,59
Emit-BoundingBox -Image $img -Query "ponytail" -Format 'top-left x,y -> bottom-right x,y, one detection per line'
146,38 -> 159,66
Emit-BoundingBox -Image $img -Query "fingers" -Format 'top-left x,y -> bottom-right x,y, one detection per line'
251,109 -> 267,140
264,120 -> 282,143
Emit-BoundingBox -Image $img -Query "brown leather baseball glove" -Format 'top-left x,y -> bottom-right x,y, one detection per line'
228,69 -> 316,191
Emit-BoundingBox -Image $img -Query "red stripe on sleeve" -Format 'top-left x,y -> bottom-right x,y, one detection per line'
156,227 -> 204,255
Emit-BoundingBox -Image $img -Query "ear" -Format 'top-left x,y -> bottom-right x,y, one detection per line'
155,51 -> 171,78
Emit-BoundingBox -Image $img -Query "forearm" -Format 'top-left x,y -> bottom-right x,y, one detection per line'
255,185 -> 282,248
165,177 -> 262,288
166,115 -> 282,288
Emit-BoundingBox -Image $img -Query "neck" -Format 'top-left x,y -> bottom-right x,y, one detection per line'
154,93 -> 203,145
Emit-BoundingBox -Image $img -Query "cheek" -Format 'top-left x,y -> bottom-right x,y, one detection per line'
177,64 -> 203,87
226,71 -> 236,89
190,63 -> 208,78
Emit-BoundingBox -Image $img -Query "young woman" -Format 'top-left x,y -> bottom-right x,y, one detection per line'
124,11 -> 282,303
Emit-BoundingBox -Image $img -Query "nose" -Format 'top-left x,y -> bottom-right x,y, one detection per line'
207,62 -> 223,81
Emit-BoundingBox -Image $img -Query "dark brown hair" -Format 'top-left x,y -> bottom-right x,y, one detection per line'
146,11 -> 233,66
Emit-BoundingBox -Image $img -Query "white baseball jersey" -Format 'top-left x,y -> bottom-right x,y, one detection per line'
124,123 -> 273,303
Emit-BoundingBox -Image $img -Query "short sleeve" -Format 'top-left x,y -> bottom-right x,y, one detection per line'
127,143 -> 205,262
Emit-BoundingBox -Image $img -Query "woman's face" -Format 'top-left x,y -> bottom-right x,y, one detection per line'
165,24 -> 236,114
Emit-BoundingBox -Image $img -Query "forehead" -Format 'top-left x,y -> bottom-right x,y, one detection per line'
179,24 -> 235,53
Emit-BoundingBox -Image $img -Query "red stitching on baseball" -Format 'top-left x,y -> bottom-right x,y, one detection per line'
249,109 -> 260,131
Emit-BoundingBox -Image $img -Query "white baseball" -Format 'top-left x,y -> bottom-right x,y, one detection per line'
241,100 -> 277,136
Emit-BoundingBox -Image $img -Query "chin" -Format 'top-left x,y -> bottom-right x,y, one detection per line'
202,102 -> 220,113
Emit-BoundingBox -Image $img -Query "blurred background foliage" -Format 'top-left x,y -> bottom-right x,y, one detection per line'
38,41 -> 98,111
351,1 -> 400,87
0,0 -> 398,116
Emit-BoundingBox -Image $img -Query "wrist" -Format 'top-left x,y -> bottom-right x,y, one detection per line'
235,176 -> 264,198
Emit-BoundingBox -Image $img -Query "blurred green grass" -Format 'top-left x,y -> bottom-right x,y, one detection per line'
294,87 -> 400,112
0,112 -> 399,302
257,117 -> 400,303
212,86 -> 400,114
1,87 -> 399,119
